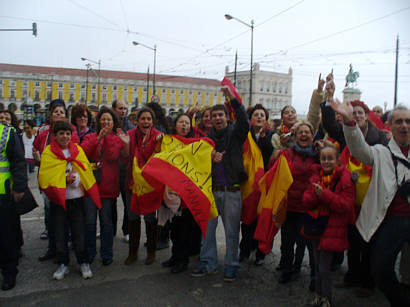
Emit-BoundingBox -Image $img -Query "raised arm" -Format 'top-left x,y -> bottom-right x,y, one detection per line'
330,99 -> 375,166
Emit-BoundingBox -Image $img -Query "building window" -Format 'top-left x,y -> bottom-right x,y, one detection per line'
266,82 -> 270,92
285,88 -> 288,94
92,85 -> 96,89
47,91 -> 51,100
69,94 -> 74,102
35,91 -> 40,101
113,86 -> 117,90
10,90 -> 15,98
273,82 -> 277,93
59,83 -> 63,88
162,89 -> 166,93
70,84 -> 74,89
103,94 -> 107,102
58,91 -> 63,99
35,82 -> 40,86
260,82 -> 264,91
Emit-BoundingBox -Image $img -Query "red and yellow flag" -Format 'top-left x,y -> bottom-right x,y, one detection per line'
240,132 -> 265,225
38,140 -> 101,209
130,154 -> 164,216
254,154 -> 293,254
340,147 -> 372,207
132,135 -> 218,236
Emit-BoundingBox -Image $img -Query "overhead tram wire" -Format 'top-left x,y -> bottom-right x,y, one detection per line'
264,5 -> 410,57
257,0 -> 305,28
160,1 -> 307,74
67,0 -> 124,30
119,0 -> 130,32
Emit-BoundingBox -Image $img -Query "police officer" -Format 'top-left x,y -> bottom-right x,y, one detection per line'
0,122 -> 27,290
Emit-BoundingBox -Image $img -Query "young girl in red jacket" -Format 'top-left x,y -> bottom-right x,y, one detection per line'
302,143 -> 355,307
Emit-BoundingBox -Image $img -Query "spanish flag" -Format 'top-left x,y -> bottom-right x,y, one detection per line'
254,154 -> 293,254
38,140 -> 101,209
130,154 -> 164,215
221,77 -> 242,121
133,135 -> 218,236
240,132 -> 265,225
340,147 -> 372,207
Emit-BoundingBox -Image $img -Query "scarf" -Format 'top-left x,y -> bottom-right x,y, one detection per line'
280,120 -> 291,135
293,142 -> 318,157
320,168 -> 336,189
210,126 -> 229,152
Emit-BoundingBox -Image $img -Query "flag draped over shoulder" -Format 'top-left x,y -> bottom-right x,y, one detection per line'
132,135 -> 218,236
254,154 -> 293,254
38,140 -> 101,209
240,132 -> 265,225
340,147 -> 372,206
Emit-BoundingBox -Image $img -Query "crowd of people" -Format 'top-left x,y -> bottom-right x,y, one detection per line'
0,72 -> 408,307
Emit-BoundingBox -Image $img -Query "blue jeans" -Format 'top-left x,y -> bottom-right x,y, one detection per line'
370,215 -> 410,307
199,190 -> 242,272
84,197 -> 115,261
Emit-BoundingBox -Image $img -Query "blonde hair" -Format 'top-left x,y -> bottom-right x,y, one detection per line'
293,120 -> 314,135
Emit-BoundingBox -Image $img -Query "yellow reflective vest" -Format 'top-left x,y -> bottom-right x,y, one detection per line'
0,124 -> 11,195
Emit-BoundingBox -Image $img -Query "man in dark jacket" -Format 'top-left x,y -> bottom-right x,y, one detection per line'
0,123 -> 27,290
112,100 -> 135,241
191,87 -> 249,282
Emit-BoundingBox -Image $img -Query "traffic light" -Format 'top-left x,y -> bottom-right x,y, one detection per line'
32,22 -> 37,37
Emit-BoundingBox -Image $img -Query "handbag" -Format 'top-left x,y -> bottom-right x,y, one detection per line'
13,187 -> 39,215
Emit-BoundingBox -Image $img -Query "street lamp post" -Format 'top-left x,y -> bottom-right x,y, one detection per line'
225,14 -> 254,107
81,57 -> 101,104
85,64 -> 91,104
132,41 -> 157,95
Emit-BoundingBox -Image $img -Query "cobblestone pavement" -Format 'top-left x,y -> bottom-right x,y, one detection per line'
0,172 -> 390,307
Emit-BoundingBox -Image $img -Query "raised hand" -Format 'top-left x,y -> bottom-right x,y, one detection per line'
326,69 -> 334,82
325,79 -> 335,99
221,86 -> 235,101
117,128 -> 130,144
329,98 -> 354,124
317,73 -> 325,92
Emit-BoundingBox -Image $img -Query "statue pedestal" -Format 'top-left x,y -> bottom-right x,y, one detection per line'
343,88 -> 361,102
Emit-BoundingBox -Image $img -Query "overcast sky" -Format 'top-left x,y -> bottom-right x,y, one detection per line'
1,0 -> 409,114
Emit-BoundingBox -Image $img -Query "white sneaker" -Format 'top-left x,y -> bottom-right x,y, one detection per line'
124,234 -> 129,243
80,263 -> 93,279
53,264 -> 69,280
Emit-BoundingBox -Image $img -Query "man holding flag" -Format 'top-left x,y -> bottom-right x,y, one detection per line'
191,85 -> 249,282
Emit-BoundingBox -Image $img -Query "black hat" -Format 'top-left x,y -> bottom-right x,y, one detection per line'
49,99 -> 66,111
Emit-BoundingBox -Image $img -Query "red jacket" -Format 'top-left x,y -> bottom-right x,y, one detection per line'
302,165 -> 355,252
34,125 -> 80,154
126,127 -> 162,190
81,132 -> 124,198
282,148 -> 317,212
